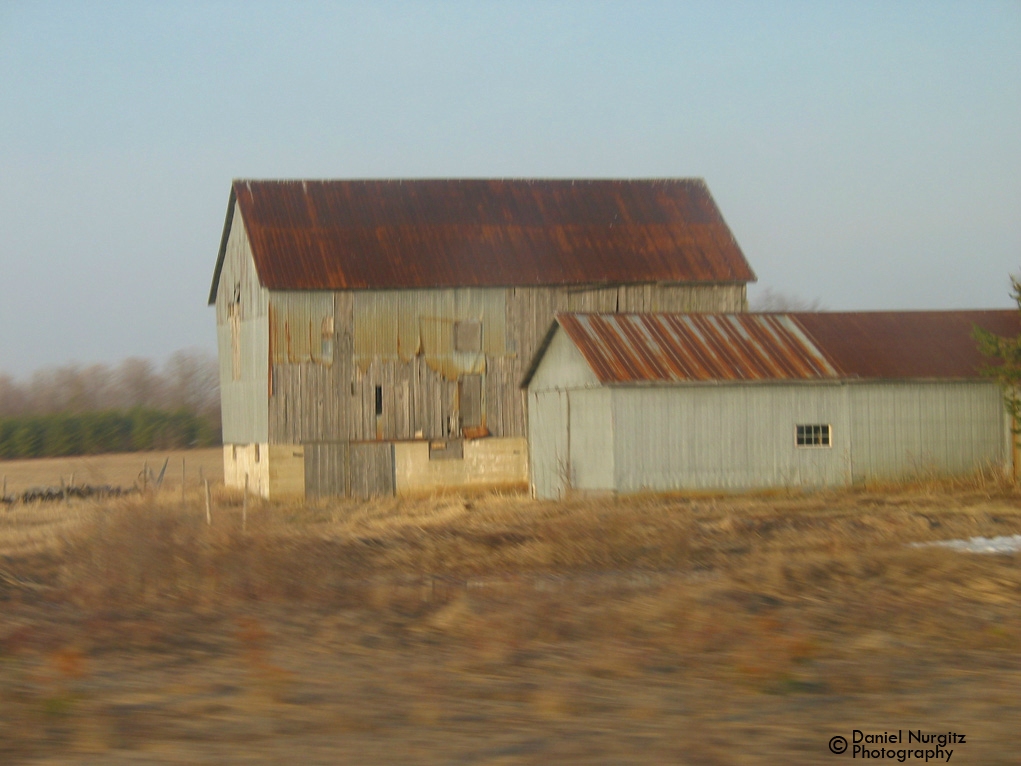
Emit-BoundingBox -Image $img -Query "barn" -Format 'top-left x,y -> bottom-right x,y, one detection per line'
522,311 -> 1020,498
208,179 -> 755,498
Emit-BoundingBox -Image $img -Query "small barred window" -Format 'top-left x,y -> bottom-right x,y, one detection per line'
796,424 -> 831,448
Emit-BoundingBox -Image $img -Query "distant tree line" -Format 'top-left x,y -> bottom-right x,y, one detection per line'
749,288 -> 824,312
0,350 -> 221,458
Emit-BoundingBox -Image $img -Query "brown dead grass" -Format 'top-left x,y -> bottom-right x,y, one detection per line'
0,447 -> 223,495
1,478 -> 1021,762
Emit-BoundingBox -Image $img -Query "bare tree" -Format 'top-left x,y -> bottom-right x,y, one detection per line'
0,350 -> 221,420
27,367 -> 65,414
749,287 -> 824,312
0,374 -> 29,417
79,363 -> 119,411
116,357 -> 164,409
164,349 -> 220,416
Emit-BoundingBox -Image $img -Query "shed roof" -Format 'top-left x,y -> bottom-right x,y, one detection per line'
789,311 -> 1021,380
523,310 -> 1020,386
209,179 -> 755,302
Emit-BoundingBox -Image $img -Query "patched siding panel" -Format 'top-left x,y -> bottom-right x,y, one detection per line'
352,288 -> 505,378
269,292 -> 335,366
268,292 -> 354,444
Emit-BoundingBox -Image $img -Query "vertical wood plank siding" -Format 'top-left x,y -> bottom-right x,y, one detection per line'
349,443 -> 396,498
267,283 -> 746,446
259,283 -> 743,495
304,442 -> 348,498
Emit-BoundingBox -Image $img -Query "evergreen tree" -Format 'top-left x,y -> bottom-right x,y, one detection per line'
974,275 -> 1021,435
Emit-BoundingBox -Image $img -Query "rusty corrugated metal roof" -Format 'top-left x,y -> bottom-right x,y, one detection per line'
789,310 -> 1021,380
210,178 -> 755,301
527,310 -> 1021,386
553,313 -> 841,383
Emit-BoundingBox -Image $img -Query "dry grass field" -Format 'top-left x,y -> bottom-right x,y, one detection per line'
1,459 -> 1021,763
0,448 -> 224,496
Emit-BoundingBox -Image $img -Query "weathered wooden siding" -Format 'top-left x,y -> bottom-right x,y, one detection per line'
269,292 -> 335,366
216,204 -> 269,446
349,442 -> 395,498
258,282 -> 744,497
302,442 -> 395,498
352,289 -> 505,373
304,442 -> 349,499
266,283 -> 745,446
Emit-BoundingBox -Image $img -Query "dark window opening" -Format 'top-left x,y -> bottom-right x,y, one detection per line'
458,374 -> 483,429
228,302 -> 241,381
796,424 -> 831,447
375,386 -> 383,416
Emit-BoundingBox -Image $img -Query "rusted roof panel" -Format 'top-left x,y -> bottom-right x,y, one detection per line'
556,313 -> 840,383
789,310 -> 1021,380
540,310 -> 1021,385
223,179 -> 755,293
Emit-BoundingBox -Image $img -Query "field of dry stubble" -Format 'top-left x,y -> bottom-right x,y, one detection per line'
1,451 -> 1021,764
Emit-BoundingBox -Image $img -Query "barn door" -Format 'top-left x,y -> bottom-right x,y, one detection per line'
305,442 -> 348,498
350,442 -> 395,498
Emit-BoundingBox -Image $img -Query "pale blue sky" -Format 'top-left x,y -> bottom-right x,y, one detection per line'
1,1 -> 1019,376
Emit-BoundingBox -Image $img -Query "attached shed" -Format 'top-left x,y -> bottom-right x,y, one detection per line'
208,179 -> 755,498
523,311 -> 1019,498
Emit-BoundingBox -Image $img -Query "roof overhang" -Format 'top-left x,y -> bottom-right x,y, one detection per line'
207,184 -> 238,306
520,319 -> 562,389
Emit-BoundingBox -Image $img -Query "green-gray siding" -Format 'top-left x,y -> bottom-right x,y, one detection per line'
216,204 -> 269,444
528,379 -> 1009,498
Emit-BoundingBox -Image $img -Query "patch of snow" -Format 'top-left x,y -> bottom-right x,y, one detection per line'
911,535 -> 1021,554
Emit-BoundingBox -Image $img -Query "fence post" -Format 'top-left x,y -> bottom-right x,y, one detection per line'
204,479 -> 212,525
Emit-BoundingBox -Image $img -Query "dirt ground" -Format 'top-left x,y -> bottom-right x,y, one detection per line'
1,467 -> 1020,764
